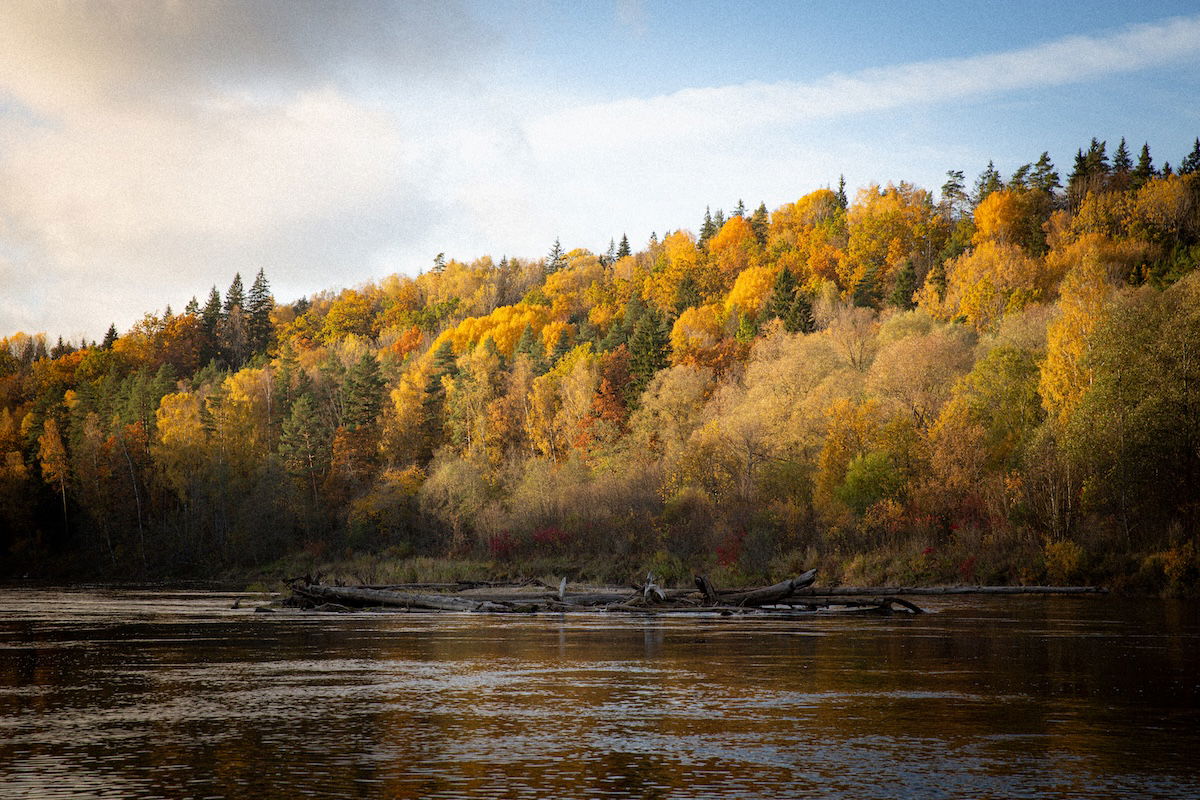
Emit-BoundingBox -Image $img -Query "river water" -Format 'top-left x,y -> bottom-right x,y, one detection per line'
0,588 -> 1196,799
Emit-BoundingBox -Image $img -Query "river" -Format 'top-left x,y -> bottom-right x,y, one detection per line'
0,588 -> 1196,799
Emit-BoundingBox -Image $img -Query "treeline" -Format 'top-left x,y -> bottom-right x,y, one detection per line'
2,136 -> 1199,592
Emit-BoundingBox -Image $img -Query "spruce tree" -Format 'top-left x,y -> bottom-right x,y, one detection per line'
101,324 -> 118,350
835,175 -> 848,209
548,328 -> 572,365
782,291 -> 815,334
627,312 -> 669,405
765,267 -> 798,321
699,206 -> 716,245
1180,138 -> 1200,175
1112,138 -> 1132,174
616,234 -> 631,259
545,239 -> 566,273
749,203 -> 769,245
247,269 -> 273,354
184,296 -> 200,315
224,273 -> 244,315
514,325 -> 546,373
1132,143 -> 1155,188
889,261 -> 918,310
673,274 -> 701,313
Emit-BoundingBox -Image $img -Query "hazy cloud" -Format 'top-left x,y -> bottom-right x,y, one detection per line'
1,8 -> 1197,339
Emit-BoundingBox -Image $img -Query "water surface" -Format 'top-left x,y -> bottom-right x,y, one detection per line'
0,588 -> 1196,799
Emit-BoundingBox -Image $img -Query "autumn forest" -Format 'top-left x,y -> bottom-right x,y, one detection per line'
3,137 -> 1199,593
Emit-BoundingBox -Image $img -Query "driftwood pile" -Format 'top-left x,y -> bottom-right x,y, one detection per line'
280,569 -> 930,616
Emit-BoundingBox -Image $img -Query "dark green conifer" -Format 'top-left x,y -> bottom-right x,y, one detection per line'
342,353 -> 385,431
1180,138 -> 1200,175
973,160 -> 1003,205
223,273 -> 244,315
764,267 -> 798,321
1031,152 -> 1060,195
247,269 -> 273,354
617,234 -> 631,259
782,291 -> 815,334
546,239 -> 566,273
889,261 -> 918,310
1132,143 -> 1155,188
749,202 -> 769,245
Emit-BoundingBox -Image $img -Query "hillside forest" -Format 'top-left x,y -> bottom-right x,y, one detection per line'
3,137 -> 1199,592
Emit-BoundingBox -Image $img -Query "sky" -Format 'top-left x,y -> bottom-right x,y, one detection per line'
1,0 -> 1199,342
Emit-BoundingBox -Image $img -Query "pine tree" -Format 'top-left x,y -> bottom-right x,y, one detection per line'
342,353 -> 385,431
420,341 -> 459,457
940,170 -> 968,219
603,238 -> 616,265
749,202 -> 769,245
712,208 -> 726,232
432,252 -> 446,273
1180,138 -> 1200,176
272,342 -> 301,426
184,296 -> 200,315
1008,163 -> 1031,189
224,273 -> 244,315
616,234 -> 631,259
733,199 -> 746,218
1031,152 -> 1061,195
973,160 -> 1003,205
247,269 -> 273,354
1132,143 -> 1155,189
279,393 -> 331,504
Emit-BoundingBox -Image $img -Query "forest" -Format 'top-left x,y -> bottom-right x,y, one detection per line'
2,136 -> 1199,594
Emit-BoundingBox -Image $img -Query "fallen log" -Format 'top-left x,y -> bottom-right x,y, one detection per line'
295,584 -> 511,612
704,569 -> 819,606
795,584 -> 1106,596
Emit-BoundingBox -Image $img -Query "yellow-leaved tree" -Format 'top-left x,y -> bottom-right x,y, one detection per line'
1039,253 -> 1114,429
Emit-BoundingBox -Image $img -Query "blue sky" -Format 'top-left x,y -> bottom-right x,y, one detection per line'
1,0 -> 1198,340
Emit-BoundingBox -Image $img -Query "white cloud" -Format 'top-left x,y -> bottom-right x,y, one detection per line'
527,15 -> 1200,152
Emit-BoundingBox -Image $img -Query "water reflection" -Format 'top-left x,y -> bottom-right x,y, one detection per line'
0,589 -> 1197,799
